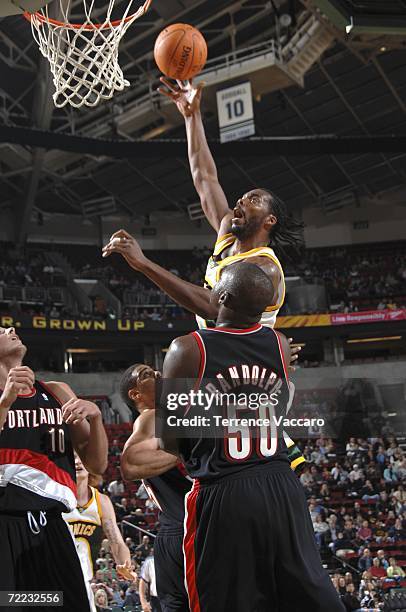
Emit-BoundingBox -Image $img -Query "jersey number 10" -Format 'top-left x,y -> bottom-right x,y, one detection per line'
48,427 -> 65,453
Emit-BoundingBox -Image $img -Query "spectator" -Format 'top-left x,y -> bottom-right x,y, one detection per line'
341,583 -> 361,612
376,446 -> 386,466
136,482 -> 149,500
300,467 -> 313,489
123,582 -> 141,608
110,439 -> 121,456
107,478 -> 125,501
125,537 -> 136,554
387,557 -> 405,579
346,439 -> 358,459
333,532 -> 355,557
358,548 -> 373,572
327,514 -> 339,550
337,576 -> 347,596
349,464 -> 364,488
394,458 -> 406,481
135,535 -> 152,563
308,502 -> 319,523
95,548 -> 109,570
383,463 -> 398,483
357,520 -> 372,543
313,514 -> 329,548
110,579 -> 125,607
389,517 -> 404,541
319,483 -> 330,501
370,557 -> 386,579
114,497 -> 131,522
139,552 -> 160,612
94,588 -> 110,610
360,480 -> 379,502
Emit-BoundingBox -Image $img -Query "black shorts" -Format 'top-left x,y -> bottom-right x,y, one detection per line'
154,528 -> 189,612
0,510 -> 91,612
183,462 -> 345,612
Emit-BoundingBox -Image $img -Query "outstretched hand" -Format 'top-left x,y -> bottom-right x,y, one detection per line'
116,559 -> 137,582
288,338 -> 301,372
62,398 -> 101,425
157,78 -> 205,118
0,366 -> 35,410
102,230 -> 147,272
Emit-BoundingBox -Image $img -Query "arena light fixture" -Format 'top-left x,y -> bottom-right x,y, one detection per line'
187,202 -> 205,221
66,348 -> 117,353
345,16 -> 354,34
81,195 -> 117,218
279,13 -> 292,28
346,336 -> 402,344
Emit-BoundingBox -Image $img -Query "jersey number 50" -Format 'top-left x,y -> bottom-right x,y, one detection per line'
224,403 -> 278,461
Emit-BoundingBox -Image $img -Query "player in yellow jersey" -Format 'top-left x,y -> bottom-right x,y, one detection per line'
102,80 -> 305,471
63,454 -> 136,611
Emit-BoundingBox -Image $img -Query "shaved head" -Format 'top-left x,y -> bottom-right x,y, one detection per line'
213,262 -> 275,318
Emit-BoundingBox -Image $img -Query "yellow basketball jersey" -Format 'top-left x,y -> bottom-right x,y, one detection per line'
63,486 -> 103,581
197,233 -> 285,329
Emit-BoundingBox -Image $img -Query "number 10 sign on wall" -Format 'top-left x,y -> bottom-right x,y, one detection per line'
216,81 -> 255,143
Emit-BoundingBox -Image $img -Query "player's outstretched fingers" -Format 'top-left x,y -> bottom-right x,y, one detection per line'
157,87 -> 175,99
62,398 -> 79,422
103,229 -> 132,252
102,240 -> 130,258
110,228 -> 132,241
160,76 -> 179,92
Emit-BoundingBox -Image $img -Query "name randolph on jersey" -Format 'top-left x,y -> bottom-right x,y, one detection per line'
165,363 -> 287,412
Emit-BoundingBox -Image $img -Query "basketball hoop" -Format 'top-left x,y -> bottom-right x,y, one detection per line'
24,0 -> 153,108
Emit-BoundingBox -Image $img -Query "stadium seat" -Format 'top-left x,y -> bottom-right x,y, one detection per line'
383,589 -> 406,611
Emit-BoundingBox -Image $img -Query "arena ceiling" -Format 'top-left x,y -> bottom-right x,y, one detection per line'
1,0 -> 406,241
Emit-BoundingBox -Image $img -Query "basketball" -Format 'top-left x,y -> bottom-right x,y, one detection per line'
154,23 -> 207,81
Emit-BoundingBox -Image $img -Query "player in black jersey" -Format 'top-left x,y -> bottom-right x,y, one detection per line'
0,326 -> 108,612
160,263 -> 344,612
120,363 -> 191,612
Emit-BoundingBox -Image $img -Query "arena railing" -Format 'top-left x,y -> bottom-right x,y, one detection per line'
120,519 -> 156,543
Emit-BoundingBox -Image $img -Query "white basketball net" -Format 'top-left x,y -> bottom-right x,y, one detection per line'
26,0 -> 152,108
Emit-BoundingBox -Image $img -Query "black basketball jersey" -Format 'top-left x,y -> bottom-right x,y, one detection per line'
0,380 -> 76,512
144,464 -> 192,529
177,323 -> 291,480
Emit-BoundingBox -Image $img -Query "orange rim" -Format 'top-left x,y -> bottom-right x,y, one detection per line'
23,0 -> 152,30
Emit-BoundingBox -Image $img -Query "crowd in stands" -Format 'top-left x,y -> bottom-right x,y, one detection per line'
1,241 -> 405,321
300,435 -> 406,610
0,243 -> 67,289
298,242 -> 406,314
89,424 -> 158,611
87,420 -> 406,612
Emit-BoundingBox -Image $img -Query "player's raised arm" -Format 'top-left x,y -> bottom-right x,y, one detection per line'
98,492 -> 137,580
121,410 -> 177,480
0,366 -> 35,431
158,334 -> 201,456
102,230 -> 218,320
158,78 -> 230,232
